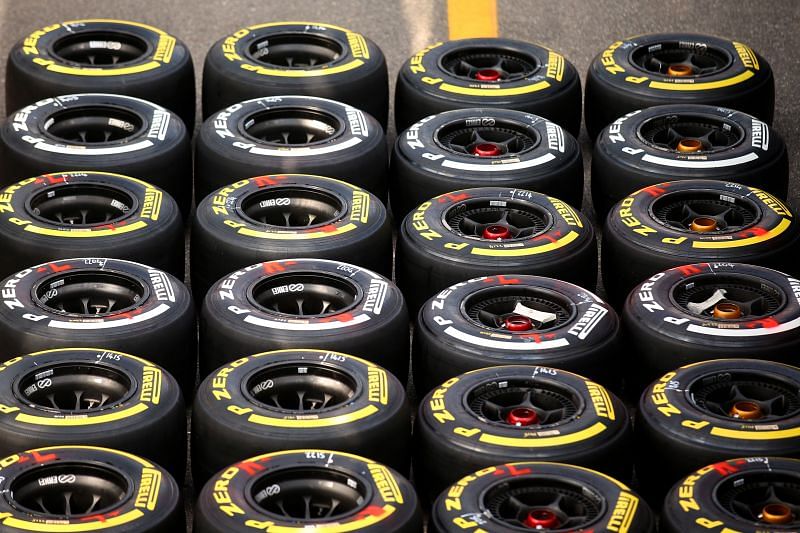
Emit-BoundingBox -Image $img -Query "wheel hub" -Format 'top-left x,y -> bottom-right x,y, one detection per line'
713,302 -> 743,320
677,138 -> 703,152
34,271 -> 147,317
472,142 -> 503,156
482,224 -> 512,240
16,363 -> 132,413
243,108 -> 341,146
524,508 -> 561,529
690,216 -> 718,232
667,64 -> 694,77
245,363 -> 357,412
44,107 -> 144,145
504,315 -> 534,331
506,407 -> 539,426
249,272 -> 359,317
761,503 -> 794,524
475,68 -> 502,81
638,114 -> 744,154
239,186 -> 344,228
28,183 -> 136,227
729,400 -> 764,420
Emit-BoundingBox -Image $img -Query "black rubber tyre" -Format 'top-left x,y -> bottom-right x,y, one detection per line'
192,349 -> 410,484
603,180 -> 800,307
6,19 -> 195,127
637,359 -> 800,503
396,187 -> 597,312
0,171 -> 184,281
591,105 -> 788,219
430,462 -> 655,532
622,262 -> 800,393
661,457 -> 800,533
0,445 -> 184,531
390,108 -> 583,219
196,95 -> 388,202
0,258 -> 196,393
585,33 -> 774,139
415,365 -> 631,503
202,21 -> 388,128
395,38 -> 581,136
414,275 -> 620,396
1,94 -> 192,215
191,174 -> 391,301
200,259 -> 409,381
194,450 -> 422,533
0,347 -> 185,481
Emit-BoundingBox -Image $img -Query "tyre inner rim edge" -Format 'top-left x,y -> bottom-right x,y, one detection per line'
238,186 -> 346,228
43,106 -> 146,145
244,363 -> 358,413
650,190 -> 760,234
9,463 -> 131,518
246,33 -> 344,68
241,108 -> 343,146
715,472 -> 800,527
466,378 -> 582,428
440,47 -> 538,82
670,274 -> 785,320
248,272 -> 361,318
630,41 -> 732,78
483,476 -> 605,531
444,198 -> 553,242
462,286 -> 575,333
435,118 -> 540,158
637,114 -> 745,154
52,31 -> 149,66
33,271 -> 148,317
26,183 -> 138,227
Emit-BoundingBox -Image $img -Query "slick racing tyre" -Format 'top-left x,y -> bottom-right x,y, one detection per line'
591,105 -> 788,218
194,450 -> 422,533
0,348 -> 186,480
414,275 -> 620,396
6,20 -> 195,126
0,259 -> 196,392
602,180 -> 800,306
390,108 -> 583,219
200,259 -> 409,380
395,38 -> 581,135
0,94 -> 192,214
192,349 -> 410,483
430,462 -> 654,533
196,96 -> 388,201
415,366 -> 631,502
396,187 -> 597,311
191,174 -> 391,300
584,33 -> 774,138
0,445 -> 184,532
202,22 -> 389,127
0,171 -> 184,281
661,457 -> 800,533
622,262 -> 800,392
637,359 -> 800,502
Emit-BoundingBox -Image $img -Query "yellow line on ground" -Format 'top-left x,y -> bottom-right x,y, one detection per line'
447,0 -> 498,39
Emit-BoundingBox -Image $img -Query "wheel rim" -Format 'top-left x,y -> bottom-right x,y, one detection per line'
243,363 -> 357,413
716,472 -> 800,528
9,463 -> 130,518
650,190 -> 760,234
245,33 -> 344,68
250,467 -> 368,521
44,106 -> 145,144
483,477 -> 604,530
435,118 -> 540,158
444,198 -> 552,241
630,40 -> 731,78
638,114 -> 745,153
33,271 -> 147,317
462,286 -> 574,333
440,47 -> 538,82
238,186 -> 345,228
27,183 -> 138,227
467,378 -> 581,428
690,370 -> 800,422
52,31 -> 149,66
15,363 -> 134,414
248,272 -> 360,317
671,273 -> 785,320
242,108 -> 343,146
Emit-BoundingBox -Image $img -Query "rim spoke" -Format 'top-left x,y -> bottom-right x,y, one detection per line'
478,309 -> 504,328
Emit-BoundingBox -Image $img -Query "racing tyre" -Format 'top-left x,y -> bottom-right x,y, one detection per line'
191,174 -> 391,301
1,94 -> 192,214
202,22 -> 388,127
196,96 -> 387,201
661,457 -> 800,533
415,365 -> 631,502
430,462 -> 654,532
194,450 -> 422,533
622,262 -> 800,392
591,105 -> 788,218
395,38 -> 581,136
390,108 -> 583,219
200,259 -> 409,380
602,179 -> 800,306
6,20 -> 195,126
0,445 -> 183,532
637,359 -> 800,502
414,275 -> 620,396
0,348 -> 185,480
0,258 -> 196,393
0,171 -> 184,281
396,187 -> 596,312
192,349 -> 410,484
585,33 -> 774,138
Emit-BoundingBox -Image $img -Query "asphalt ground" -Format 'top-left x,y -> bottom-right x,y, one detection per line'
1,0 -> 799,528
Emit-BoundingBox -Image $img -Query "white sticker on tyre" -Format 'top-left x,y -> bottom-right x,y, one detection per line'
47,303 -> 171,329
640,152 -> 759,168
441,153 -> 556,171
686,316 -> 800,336
243,313 -> 370,330
248,136 -> 362,157
32,140 -> 154,155
444,326 -> 569,349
